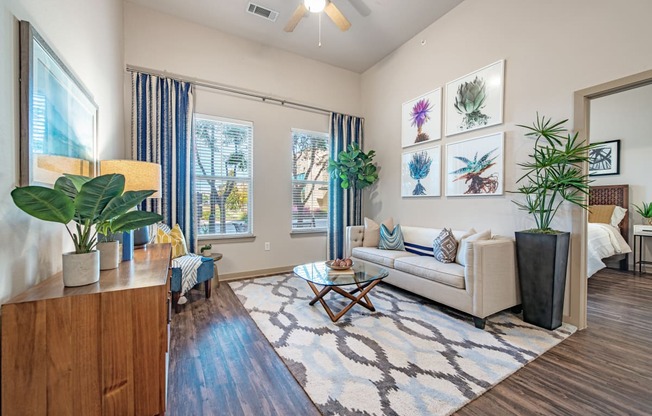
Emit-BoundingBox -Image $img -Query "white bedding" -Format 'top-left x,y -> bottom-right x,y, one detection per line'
587,222 -> 632,277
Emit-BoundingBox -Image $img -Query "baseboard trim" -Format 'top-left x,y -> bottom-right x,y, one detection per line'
219,265 -> 295,283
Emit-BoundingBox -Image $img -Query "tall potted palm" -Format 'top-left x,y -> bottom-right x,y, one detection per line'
11,173 -> 162,286
513,114 -> 594,330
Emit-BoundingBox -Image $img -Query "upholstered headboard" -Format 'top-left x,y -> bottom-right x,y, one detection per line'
589,184 -> 629,243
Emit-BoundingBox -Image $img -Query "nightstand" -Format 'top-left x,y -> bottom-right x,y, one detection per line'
633,225 -> 652,274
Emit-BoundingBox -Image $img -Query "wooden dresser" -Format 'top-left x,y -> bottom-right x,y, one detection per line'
1,243 -> 172,415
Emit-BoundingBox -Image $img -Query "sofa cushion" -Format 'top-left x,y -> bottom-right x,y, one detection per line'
394,256 -> 465,289
456,229 -> 491,266
433,228 -> 458,263
363,217 -> 394,247
352,247 -> 415,268
379,224 -> 405,250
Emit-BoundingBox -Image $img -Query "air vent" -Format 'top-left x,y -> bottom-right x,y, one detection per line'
246,2 -> 279,22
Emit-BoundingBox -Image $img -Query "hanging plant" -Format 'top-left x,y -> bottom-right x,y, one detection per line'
328,143 -> 379,190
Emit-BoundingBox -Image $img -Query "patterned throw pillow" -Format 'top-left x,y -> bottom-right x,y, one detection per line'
156,223 -> 188,258
433,228 -> 458,263
379,224 -> 405,251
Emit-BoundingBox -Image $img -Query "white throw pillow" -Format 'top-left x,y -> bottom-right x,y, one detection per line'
363,217 -> 394,247
456,229 -> 491,266
611,206 -> 627,227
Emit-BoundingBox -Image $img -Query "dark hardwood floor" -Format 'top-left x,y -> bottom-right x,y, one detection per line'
169,269 -> 652,415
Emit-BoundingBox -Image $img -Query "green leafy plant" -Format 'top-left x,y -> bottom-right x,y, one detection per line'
328,143 -> 378,190
633,202 -> 652,219
512,114 -> 595,233
201,244 -> 212,251
11,173 -> 163,253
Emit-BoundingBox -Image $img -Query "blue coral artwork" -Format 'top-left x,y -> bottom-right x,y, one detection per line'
446,132 -> 504,196
401,145 -> 441,197
401,88 -> 442,148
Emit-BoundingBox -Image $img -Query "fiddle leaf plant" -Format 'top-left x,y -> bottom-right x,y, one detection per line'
328,143 -> 379,190
512,114 -> 596,233
11,173 -> 162,253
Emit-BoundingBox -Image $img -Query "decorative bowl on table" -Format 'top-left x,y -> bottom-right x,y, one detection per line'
325,260 -> 354,270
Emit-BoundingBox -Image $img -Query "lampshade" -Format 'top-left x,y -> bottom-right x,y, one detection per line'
100,160 -> 161,198
305,0 -> 326,13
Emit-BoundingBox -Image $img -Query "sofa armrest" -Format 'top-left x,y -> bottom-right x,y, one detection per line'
345,226 -> 365,258
467,238 -> 520,318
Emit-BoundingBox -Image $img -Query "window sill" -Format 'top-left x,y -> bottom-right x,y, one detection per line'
291,229 -> 327,236
198,234 -> 256,242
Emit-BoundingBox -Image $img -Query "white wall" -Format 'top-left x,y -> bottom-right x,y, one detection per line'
124,2 -> 361,277
361,0 -> 652,240
0,0 -> 124,302
590,83 -> 652,265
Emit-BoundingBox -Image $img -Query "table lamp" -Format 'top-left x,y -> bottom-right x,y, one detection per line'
100,160 -> 162,257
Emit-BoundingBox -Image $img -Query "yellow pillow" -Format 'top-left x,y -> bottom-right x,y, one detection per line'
588,205 -> 615,224
156,224 -> 188,258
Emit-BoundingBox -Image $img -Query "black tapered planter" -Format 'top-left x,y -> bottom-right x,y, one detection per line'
515,231 -> 570,330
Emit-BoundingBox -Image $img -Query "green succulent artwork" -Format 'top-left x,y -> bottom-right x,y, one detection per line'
450,148 -> 499,194
454,76 -> 489,130
408,151 -> 432,195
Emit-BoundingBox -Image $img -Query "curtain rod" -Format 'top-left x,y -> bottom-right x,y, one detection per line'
126,65 -> 359,117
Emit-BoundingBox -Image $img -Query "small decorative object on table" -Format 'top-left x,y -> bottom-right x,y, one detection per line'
200,243 -> 212,256
633,202 -> 652,225
325,258 -> 353,270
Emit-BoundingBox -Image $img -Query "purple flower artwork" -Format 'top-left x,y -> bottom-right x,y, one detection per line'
401,88 -> 441,148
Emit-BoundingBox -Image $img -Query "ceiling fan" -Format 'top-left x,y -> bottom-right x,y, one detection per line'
284,0 -> 352,33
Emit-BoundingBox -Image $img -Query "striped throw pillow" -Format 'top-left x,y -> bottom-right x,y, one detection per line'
433,228 -> 458,263
379,224 -> 405,251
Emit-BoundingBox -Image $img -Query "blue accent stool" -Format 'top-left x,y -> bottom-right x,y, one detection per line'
171,256 -> 214,312
122,230 -> 134,261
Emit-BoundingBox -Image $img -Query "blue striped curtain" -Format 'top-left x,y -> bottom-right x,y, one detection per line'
131,72 -> 196,252
328,113 -> 364,259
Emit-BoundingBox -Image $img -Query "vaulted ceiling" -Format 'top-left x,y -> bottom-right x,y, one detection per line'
127,0 -> 464,73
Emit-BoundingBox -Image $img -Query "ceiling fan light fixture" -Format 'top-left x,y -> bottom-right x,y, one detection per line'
304,0 -> 326,13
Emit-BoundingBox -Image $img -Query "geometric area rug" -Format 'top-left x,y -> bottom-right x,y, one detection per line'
230,274 -> 576,416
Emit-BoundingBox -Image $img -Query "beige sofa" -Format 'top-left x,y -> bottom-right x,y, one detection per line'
345,225 -> 520,329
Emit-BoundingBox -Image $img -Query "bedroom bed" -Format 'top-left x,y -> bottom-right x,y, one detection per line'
587,184 -> 632,277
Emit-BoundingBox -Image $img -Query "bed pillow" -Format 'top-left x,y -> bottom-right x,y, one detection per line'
363,217 -> 394,247
156,223 -> 188,258
379,224 -> 405,251
611,206 -> 627,227
433,228 -> 458,263
455,229 -> 491,266
588,205 -> 616,224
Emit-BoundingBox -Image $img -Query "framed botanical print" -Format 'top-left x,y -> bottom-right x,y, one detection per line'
445,60 -> 505,137
446,132 -> 504,196
401,145 -> 441,197
589,139 -> 620,176
401,88 -> 441,148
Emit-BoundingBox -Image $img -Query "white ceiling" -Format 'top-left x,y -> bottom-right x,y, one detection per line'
127,0 -> 464,73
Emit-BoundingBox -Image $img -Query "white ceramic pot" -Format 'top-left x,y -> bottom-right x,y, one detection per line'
97,241 -> 120,270
62,250 -> 100,287
201,249 -> 211,256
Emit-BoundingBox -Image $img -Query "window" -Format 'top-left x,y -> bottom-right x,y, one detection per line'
194,115 -> 253,237
291,129 -> 329,232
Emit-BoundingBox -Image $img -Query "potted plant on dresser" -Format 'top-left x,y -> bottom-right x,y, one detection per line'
512,114 -> 594,330
11,173 -> 162,285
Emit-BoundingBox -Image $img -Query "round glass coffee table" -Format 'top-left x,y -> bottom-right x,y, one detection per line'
293,261 -> 389,322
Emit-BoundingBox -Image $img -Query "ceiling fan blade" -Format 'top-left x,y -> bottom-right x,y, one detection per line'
284,4 -> 308,32
324,2 -> 351,31
348,0 -> 371,17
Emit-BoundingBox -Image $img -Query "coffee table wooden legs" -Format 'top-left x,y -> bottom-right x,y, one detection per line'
306,280 -> 381,322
